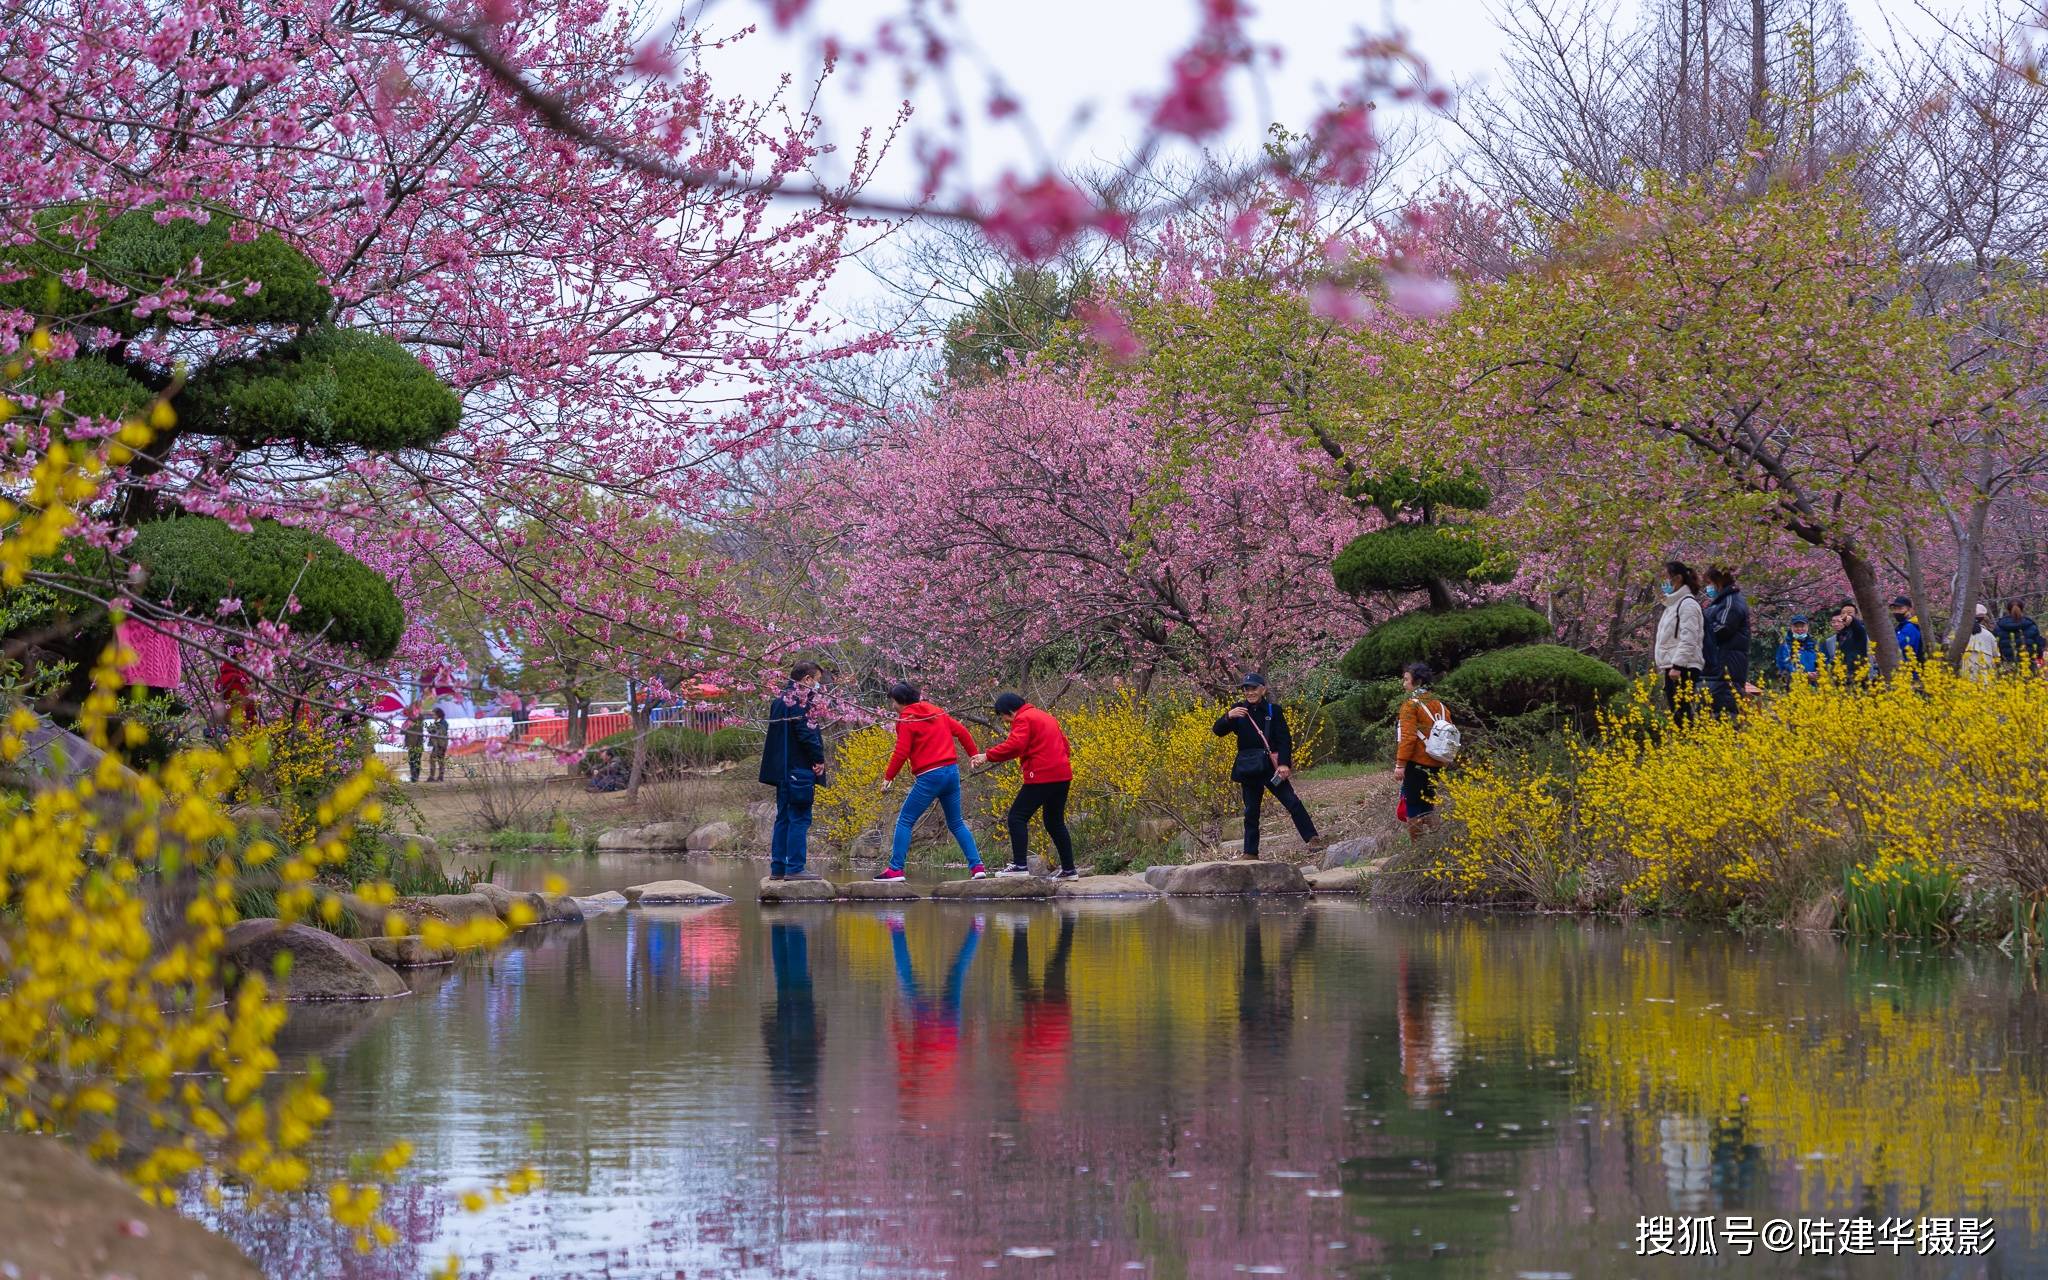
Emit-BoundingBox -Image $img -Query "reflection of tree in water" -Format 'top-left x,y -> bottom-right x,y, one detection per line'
762,921 -> 823,1130
1238,906 -> 1314,1074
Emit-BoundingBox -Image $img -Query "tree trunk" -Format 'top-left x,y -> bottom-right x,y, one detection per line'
1902,531 -> 1939,649
1746,0 -> 1769,191
1941,489 -> 1994,669
1842,548 -> 1900,675
625,679 -> 651,802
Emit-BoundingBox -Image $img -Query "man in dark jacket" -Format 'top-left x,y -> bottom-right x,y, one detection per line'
1890,596 -> 1925,664
760,662 -> 827,881
1830,601 -> 1869,684
1703,568 -> 1751,719
1996,600 -> 2045,669
1212,673 -> 1322,860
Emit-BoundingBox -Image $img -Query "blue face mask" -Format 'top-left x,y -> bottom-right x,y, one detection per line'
1661,582 -> 1675,596
1705,586 -> 1719,600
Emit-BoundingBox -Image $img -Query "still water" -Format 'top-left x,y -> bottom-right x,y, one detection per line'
214,854 -> 2048,1278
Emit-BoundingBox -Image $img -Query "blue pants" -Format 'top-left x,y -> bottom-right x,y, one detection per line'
770,782 -> 814,876
889,763 -> 981,872
889,921 -> 981,1019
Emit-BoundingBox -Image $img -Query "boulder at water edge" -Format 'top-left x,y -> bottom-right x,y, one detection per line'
596,821 -> 696,851
405,892 -> 500,923
686,820 -> 740,851
539,892 -> 585,923
846,829 -> 885,861
760,877 -> 839,903
471,882 -> 550,923
224,919 -> 408,1001
1053,874 -> 1162,899
931,876 -> 1055,900
1304,866 -> 1367,894
840,879 -> 922,901
1141,860 -> 1311,896
575,890 -> 629,914
1319,833 -> 1390,870
362,935 -> 456,967
623,879 -> 731,906
748,799 -> 776,846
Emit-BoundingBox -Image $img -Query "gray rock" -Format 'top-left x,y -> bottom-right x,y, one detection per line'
470,882 -> 550,924
622,879 -> 731,906
846,828 -> 885,861
405,892 -> 499,923
326,891 -> 407,938
1304,866 -> 1367,894
840,879 -> 922,901
1319,833 -> 1390,870
931,876 -> 1055,900
389,830 -> 441,859
1136,817 -> 1181,843
224,919 -> 408,1001
596,820 -> 696,851
1053,874 -> 1162,899
10,715 -> 139,793
686,820 -> 740,851
575,890 -> 630,914
538,892 -> 585,923
760,877 -> 838,903
1141,860 -> 1311,896
362,935 -> 456,967
748,798 -> 777,846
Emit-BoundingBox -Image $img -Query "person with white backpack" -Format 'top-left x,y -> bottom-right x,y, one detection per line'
1395,662 -> 1457,838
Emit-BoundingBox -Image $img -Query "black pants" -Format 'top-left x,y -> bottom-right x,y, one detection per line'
1400,762 -> 1440,818
1238,774 -> 1317,857
1708,654 -> 1748,720
1007,780 -> 1075,872
1663,667 -> 1701,727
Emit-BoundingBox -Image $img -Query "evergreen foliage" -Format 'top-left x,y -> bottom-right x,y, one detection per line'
1341,601 -> 1552,681
180,327 -> 461,451
1332,523 -> 1512,595
1435,644 -> 1630,719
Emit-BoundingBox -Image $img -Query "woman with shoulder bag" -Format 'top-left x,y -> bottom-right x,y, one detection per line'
1395,663 -> 1452,840
1212,673 -> 1323,860
1655,560 -> 1708,727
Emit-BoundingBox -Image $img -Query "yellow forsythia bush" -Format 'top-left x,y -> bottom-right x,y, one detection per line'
1432,663 -> 2048,919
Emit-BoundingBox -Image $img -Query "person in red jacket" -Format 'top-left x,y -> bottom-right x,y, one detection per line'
876,682 -> 986,881
971,692 -> 1078,879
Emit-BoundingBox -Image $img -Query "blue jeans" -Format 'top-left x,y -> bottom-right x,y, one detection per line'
889,763 -> 981,871
770,781 -> 814,876
889,921 -> 981,1019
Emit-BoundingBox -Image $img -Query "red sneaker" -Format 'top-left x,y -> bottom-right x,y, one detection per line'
872,868 -> 906,881
969,865 -> 989,880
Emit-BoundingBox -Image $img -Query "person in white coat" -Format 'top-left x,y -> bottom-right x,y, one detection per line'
1655,560 -> 1708,726
1963,603 -> 2002,683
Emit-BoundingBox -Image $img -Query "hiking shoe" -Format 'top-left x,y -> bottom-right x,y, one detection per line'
873,868 -> 906,881
1303,836 -> 1329,851
969,865 -> 990,879
768,872 -> 786,881
997,863 -> 1032,877
786,871 -> 824,881
1054,868 -> 1081,880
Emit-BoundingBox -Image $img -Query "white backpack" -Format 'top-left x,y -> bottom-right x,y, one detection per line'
1418,697 -> 1461,765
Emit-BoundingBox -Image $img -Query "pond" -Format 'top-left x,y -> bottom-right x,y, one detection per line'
211,853 -> 2048,1278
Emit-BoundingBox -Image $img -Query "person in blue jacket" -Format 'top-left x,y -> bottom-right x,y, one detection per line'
1703,566 -> 1751,719
1889,596 -> 1925,665
760,661 -> 827,881
1775,615 -> 1823,686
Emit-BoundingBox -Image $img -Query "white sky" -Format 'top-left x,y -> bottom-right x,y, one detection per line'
689,0 -> 1998,317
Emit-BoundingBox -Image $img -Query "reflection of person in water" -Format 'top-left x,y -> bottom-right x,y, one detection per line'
763,922 -> 824,1126
888,914 -> 983,1116
1007,913 -> 1074,1110
1238,909 -> 1315,1072
1396,953 -> 1459,1099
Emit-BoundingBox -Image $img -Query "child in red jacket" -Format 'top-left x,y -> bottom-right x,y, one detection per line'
876,683 -> 985,881
972,692 -> 1077,878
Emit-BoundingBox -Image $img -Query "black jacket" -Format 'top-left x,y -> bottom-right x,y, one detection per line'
1212,699 -> 1295,769
759,687 -> 826,785
1704,588 -> 1751,677
1833,618 -> 1869,675
1997,614 -> 2045,663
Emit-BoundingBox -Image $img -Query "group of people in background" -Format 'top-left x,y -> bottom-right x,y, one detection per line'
1658,559 -> 2047,723
401,706 -> 451,784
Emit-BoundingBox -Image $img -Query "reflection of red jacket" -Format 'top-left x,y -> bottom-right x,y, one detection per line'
984,704 -> 1072,784
883,701 -> 978,781
892,1013 -> 963,1118
1010,1000 -> 1070,1108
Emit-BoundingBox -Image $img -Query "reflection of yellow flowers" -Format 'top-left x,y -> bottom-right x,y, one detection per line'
1432,664 -> 2048,918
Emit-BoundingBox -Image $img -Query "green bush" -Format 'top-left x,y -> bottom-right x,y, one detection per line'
17,356 -> 154,424
1332,525 -> 1516,596
1340,602 -> 1553,681
1343,465 -> 1491,517
180,327 -> 461,451
584,723 -> 764,771
126,517 -> 405,659
1436,644 -> 1628,721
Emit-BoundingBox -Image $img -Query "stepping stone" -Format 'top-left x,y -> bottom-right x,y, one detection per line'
1053,874 -> 1162,899
759,877 -> 838,903
840,879 -> 923,901
224,920 -> 408,1001
361,935 -> 456,968
471,882 -> 550,923
623,879 -> 732,906
574,890 -> 629,914
1141,859 -> 1311,896
1304,866 -> 1367,894
931,876 -> 1055,900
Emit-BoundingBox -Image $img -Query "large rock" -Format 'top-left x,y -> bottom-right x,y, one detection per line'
1304,866 -> 1366,894
362,935 -> 456,967
224,919 -> 408,1001
748,798 -> 777,847
597,820 -> 696,851
0,1132 -> 264,1280
471,882 -> 549,923
389,830 -> 441,859
931,876 -> 1055,900
622,879 -> 731,906
686,820 -> 740,851
538,892 -> 585,924
1054,874 -> 1162,899
405,892 -> 499,923
1319,833 -> 1391,870
574,890 -> 629,914
840,879 -> 922,901
759,877 -> 838,903
1141,860 -> 1311,896
846,828 -> 885,861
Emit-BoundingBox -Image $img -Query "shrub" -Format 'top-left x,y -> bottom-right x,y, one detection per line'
1343,465 -> 1492,516
1331,524 -> 1515,595
180,327 -> 462,451
584,723 -> 763,773
1436,643 -> 1628,721
1340,602 -> 1553,681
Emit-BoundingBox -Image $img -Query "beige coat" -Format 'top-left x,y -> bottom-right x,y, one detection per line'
1654,587 -> 1707,672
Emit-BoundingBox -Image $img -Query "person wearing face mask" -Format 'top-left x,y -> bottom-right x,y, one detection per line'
1653,560 -> 1708,726
1775,614 -> 1822,687
1213,673 -> 1323,859
1890,596 -> 1925,665
1830,601 -> 1869,684
1702,567 -> 1751,719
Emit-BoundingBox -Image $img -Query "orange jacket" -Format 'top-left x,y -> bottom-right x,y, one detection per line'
1396,692 -> 1449,767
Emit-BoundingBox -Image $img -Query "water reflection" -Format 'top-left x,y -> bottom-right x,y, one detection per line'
204,854 -> 2048,1279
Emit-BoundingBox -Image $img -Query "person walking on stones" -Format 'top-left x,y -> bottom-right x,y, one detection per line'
1394,663 -> 1451,840
402,710 -> 424,784
1213,673 -> 1322,860
1655,560 -> 1708,725
1703,566 -> 1751,720
760,661 -> 828,882
427,707 -> 450,782
971,692 -> 1078,880
876,683 -> 986,882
